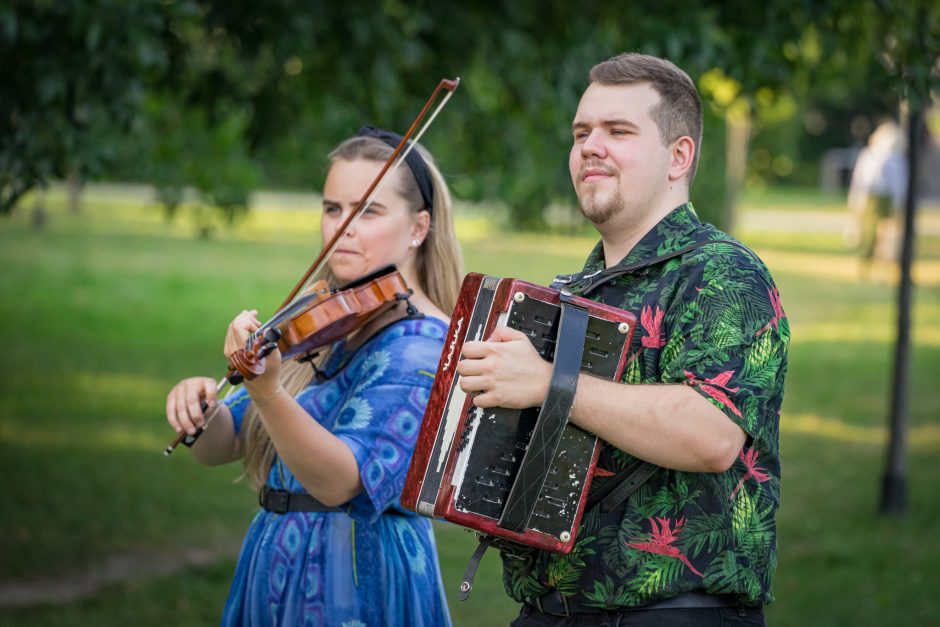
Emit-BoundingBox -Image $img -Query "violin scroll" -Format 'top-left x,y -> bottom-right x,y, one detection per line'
227,327 -> 283,383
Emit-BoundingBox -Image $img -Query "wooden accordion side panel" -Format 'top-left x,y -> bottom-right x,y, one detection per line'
402,273 -> 636,554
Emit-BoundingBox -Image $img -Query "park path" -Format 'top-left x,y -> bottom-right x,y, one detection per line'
38,180 -> 940,236
737,205 -> 940,236
0,544 -> 239,609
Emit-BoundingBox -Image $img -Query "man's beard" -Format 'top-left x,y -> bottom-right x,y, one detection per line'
577,184 -> 624,226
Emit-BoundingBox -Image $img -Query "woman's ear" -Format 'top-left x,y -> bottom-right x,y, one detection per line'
668,136 -> 696,182
411,209 -> 432,244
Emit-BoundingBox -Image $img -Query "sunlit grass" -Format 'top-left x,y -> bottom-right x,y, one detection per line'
782,412 -> 940,447
0,423 -> 167,452
2,185 -> 939,626
740,184 -> 851,212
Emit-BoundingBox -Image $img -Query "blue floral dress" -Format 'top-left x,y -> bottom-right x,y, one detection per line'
221,317 -> 452,626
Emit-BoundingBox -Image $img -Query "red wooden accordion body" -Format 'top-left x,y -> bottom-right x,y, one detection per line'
402,273 -> 636,554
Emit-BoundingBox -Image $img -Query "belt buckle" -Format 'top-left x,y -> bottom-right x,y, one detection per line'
534,591 -> 571,617
263,488 -> 290,514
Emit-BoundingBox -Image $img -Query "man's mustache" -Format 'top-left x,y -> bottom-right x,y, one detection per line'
579,161 -> 617,180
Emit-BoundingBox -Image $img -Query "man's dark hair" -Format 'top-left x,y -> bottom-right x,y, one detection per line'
590,53 -> 703,184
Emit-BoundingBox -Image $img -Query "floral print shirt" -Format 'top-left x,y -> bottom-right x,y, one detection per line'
501,203 -> 789,608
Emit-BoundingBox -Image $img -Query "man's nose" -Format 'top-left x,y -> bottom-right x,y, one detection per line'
580,129 -> 607,158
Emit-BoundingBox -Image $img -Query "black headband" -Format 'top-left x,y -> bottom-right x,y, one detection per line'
355,125 -> 434,212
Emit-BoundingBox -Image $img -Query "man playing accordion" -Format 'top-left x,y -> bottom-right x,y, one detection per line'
457,53 -> 789,626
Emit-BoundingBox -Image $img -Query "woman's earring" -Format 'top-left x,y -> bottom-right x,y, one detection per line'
412,239 -> 421,248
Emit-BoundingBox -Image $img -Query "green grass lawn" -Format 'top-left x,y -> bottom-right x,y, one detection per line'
1,187 -> 939,625
740,185 -> 852,212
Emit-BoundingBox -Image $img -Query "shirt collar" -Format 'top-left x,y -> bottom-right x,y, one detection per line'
582,202 -> 701,272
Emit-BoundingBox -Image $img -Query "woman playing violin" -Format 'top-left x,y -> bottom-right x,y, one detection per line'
165,127 -> 463,626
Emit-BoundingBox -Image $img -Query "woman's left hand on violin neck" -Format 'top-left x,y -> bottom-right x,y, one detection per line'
224,309 -> 283,401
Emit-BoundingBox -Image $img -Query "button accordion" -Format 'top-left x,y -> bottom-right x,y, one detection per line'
402,273 -> 636,554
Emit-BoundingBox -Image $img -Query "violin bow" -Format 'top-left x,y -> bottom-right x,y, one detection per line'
282,77 -> 460,310
164,77 -> 461,456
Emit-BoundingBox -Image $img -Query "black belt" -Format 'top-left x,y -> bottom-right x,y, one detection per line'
528,590 -> 743,617
259,487 -> 343,514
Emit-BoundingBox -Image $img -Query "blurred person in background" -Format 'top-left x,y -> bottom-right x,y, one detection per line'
847,119 -> 908,279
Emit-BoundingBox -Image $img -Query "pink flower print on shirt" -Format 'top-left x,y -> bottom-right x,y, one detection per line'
626,516 -> 704,577
684,370 -> 743,417
641,305 -> 666,348
730,447 -> 771,499
756,287 -> 786,337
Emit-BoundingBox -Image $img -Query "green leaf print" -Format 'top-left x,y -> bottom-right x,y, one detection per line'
703,551 -> 756,597
583,575 -> 626,607
622,352 -> 643,384
648,482 -> 704,517
707,303 -> 745,349
682,513 -> 734,558
633,557 -> 684,597
546,538 -> 595,593
500,550 -> 544,601
745,330 -> 776,370
659,331 -> 685,372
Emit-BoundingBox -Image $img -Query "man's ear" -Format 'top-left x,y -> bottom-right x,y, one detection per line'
668,136 -> 695,182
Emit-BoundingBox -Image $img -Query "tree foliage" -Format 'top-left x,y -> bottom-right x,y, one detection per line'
0,0 -> 178,214
2,1 -> 937,229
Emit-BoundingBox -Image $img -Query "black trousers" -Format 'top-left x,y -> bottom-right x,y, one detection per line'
509,603 -> 765,627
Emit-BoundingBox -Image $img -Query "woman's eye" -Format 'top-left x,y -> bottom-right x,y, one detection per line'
358,205 -> 383,218
323,205 -> 341,215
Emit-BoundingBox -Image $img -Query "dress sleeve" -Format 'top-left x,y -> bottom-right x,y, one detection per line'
333,333 -> 442,523
222,385 -> 252,436
658,253 -> 790,440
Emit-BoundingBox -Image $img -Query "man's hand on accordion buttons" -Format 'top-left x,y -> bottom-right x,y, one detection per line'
457,326 -> 552,409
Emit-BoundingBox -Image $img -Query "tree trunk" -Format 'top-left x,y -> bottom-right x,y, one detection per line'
67,169 -> 83,215
723,105 -> 751,234
880,103 -> 922,515
30,188 -> 48,230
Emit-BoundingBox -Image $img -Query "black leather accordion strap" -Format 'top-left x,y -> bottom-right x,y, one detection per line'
458,535 -> 493,601
586,460 -> 660,513
552,239 -> 757,297
497,291 -> 590,533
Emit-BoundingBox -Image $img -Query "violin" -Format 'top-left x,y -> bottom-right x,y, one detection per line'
164,78 -> 460,456
274,264 -> 410,360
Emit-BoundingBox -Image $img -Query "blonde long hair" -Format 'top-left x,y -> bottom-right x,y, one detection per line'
240,136 -> 463,490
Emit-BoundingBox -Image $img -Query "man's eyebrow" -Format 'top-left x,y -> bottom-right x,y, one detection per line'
572,119 -> 641,132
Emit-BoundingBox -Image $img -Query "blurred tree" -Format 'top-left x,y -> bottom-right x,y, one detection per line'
3,0 -> 936,234
0,0 -> 180,217
864,0 -> 940,516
